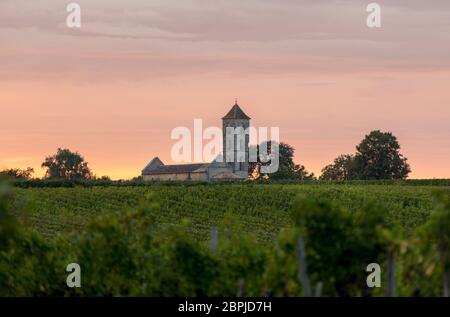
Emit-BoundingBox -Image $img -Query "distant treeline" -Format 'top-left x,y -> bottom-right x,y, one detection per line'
1,130 -> 427,185
9,178 -> 450,188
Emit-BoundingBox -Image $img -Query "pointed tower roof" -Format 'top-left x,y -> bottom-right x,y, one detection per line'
222,101 -> 251,120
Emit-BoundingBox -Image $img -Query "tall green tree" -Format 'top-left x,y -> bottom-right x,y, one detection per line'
354,130 -> 410,180
41,148 -> 92,180
320,130 -> 411,180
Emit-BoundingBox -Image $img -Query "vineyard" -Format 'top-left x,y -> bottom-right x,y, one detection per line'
14,184 -> 442,241
2,182 -> 449,296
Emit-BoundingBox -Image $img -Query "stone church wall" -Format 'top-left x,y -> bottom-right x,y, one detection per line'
142,172 -> 208,181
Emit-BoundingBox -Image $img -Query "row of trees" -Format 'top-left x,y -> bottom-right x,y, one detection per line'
0,148 -> 94,181
251,130 -> 411,181
0,130 -> 411,182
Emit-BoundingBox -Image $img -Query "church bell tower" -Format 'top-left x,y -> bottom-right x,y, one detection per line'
222,100 -> 250,177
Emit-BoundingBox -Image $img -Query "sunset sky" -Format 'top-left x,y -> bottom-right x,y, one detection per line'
1,0 -> 449,179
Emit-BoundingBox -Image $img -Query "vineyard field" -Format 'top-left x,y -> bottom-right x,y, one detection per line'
13,184 -> 445,242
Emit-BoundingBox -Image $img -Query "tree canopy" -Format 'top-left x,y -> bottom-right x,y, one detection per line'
354,130 -> 410,180
41,148 -> 93,180
320,130 -> 411,180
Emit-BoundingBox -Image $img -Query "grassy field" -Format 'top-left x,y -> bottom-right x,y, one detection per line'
13,184 -> 444,241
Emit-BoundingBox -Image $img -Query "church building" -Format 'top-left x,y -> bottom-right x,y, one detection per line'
141,102 -> 251,181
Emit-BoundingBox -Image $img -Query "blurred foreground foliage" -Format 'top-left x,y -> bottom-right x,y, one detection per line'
0,179 -> 448,297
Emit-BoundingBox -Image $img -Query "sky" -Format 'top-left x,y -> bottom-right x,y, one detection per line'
1,0 -> 449,179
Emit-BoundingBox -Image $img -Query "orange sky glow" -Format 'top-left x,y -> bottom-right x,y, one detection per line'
1,0 -> 449,179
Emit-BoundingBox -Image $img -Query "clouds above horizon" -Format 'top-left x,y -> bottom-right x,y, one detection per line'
1,0 -> 450,81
